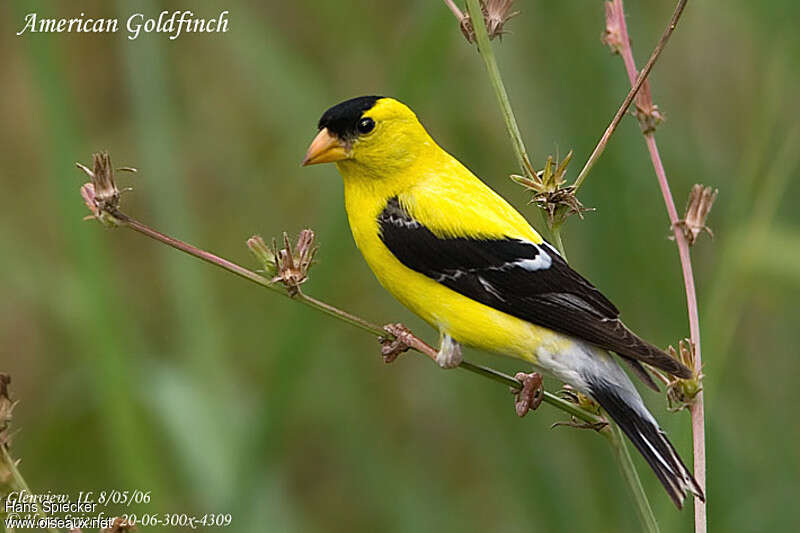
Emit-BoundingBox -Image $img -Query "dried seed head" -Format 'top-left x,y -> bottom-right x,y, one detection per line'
675,185 -> 718,246
634,79 -> 665,134
602,1 -> 625,54
511,150 -> 593,226
447,0 -> 518,43
483,0 -> 519,40
77,151 -> 135,227
663,339 -> 703,412
250,230 -> 318,296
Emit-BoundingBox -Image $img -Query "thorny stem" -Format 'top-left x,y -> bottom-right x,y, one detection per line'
462,1 -> 657,527
572,0 -> 689,192
609,1 -> 706,530
102,207 -> 603,427
464,0 -> 535,180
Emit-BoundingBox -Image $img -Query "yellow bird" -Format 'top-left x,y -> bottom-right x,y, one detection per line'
303,96 -> 704,508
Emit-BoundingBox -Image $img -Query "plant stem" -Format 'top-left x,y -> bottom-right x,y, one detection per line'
550,224 -> 568,260
464,0 -> 535,180
105,208 -> 603,427
462,2 -> 656,526
608,1 -> 705,530
1,446 -> 59,533
573,0 -> 689,192
648,132 -> 707,532
605,423 -> 660,533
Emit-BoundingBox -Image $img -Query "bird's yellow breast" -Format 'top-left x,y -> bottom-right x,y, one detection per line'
337,151 -> 558,362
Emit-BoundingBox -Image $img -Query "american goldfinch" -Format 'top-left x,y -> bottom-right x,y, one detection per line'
302,96 -> 704,508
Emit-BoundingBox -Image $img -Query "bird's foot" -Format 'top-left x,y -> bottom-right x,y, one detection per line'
512,372 -> 543,417
380,323 -> 414,363
435,333 -> 463,369
378,323 -> 433,363
550,419 -> 608,432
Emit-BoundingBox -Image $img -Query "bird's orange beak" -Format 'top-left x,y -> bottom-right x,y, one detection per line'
302,128 -> 348,166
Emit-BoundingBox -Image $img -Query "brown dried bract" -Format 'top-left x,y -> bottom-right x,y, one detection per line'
634,79 -> 665,134
271,230 -> 318,296
674,185 -> 718,246
602,1 -> 625,54
450,0 -> 519,43
511,150 -> 592,226
483,0 -> 519,40
77,151 -> 135,227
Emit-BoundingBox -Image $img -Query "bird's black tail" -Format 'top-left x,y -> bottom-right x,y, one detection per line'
589,379 -> 705,509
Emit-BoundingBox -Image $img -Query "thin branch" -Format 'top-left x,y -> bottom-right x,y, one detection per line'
606,1 -> 706,531
443,0 -> 465,20
572,0 -> 689,192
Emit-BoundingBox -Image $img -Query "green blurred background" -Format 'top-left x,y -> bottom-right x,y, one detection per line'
1,0 -> 798,531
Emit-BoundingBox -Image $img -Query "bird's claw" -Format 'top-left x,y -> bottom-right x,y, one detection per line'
380,323 -> 414,363
512,372 -> 543,417
550,419 -> 608,432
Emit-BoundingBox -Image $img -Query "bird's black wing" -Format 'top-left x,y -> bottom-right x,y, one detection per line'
378,197 -> 690,379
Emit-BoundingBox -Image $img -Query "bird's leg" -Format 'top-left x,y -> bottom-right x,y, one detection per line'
512,372 -> 543,417
435,332 -> 463,369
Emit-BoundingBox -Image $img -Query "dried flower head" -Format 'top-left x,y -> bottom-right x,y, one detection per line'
446,0 -> 518,43
657,339 -> 703,412
77,151 -> 135,227
511,150 -> 592,226
634,79 -> 665,134
674,185 -> 718,246
249,230 -> 318,297
602,1 -> 625,54
483,0 -> 519,39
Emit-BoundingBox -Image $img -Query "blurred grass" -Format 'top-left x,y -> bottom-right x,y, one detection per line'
1,0 -> 799,531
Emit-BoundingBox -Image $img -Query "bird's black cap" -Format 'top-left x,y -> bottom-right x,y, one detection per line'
318,96 -> 382,140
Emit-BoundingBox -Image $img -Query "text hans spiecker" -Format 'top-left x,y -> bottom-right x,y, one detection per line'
16,10 -> 229,40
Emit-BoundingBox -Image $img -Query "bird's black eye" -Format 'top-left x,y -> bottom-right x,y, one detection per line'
357,117 -> 375,135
